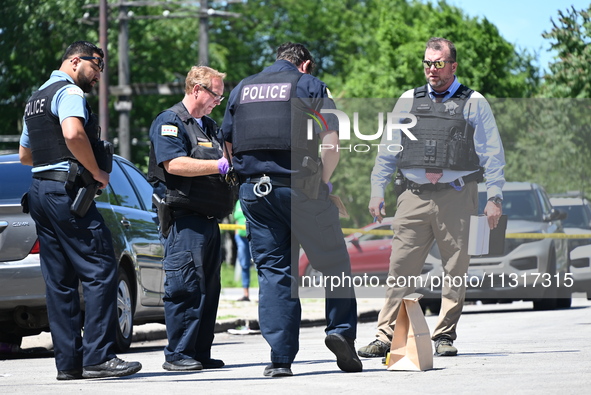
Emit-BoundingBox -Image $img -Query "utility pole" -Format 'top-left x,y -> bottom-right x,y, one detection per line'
115,1 -> 132,159
99,0 -> 109,141
199,0 -> 209,65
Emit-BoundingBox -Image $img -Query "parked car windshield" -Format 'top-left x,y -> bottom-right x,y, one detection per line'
552,204 -> 590,229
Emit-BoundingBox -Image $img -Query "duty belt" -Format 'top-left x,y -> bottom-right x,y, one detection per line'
32,170 -> 69,183
170,208 -> 215,220
407,170 -> 482,194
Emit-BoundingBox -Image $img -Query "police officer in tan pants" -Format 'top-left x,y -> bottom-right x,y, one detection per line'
358,37 -> 505,358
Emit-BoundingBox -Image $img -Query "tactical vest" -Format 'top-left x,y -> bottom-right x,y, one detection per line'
397,84 -> 480,171
231,70 -> 319,159
148,102 -> 235,219
24,81 -> 100,167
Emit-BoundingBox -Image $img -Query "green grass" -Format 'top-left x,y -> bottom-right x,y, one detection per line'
220,262 -> 258,288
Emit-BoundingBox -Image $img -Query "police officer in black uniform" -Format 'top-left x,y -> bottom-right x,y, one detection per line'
19,41 -> 141,380
149,66 -> 233,372
221,42 -> 362,377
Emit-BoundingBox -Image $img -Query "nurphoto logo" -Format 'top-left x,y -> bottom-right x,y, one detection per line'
306,108 -> 419,153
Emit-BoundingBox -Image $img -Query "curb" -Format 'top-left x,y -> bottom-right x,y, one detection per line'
131,309 -> 381,343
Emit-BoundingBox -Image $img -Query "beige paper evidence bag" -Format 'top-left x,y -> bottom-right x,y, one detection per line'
386,293 -> 433,371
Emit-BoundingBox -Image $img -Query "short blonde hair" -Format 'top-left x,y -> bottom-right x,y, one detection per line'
185,66 -> 226,95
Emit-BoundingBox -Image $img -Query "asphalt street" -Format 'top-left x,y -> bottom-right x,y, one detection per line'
1,293 -> 590,394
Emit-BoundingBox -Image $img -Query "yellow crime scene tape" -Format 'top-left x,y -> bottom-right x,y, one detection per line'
218,224 -> 591,239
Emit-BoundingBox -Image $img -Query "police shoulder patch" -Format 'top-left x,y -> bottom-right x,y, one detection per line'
66,86 -> 84,97
161,125 -> 178,137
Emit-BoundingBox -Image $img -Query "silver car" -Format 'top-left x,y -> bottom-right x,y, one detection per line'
0,154 -> 164,351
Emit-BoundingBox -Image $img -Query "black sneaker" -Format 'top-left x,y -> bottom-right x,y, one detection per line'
263,363 -> 293,377
162,358 -> 203,371
82,357 -> 142,378
357,339 -> 390,358
56,369 -> 83,381
198,358 -> 225,369
325,333 -> 363,372
434,338 -> 458,356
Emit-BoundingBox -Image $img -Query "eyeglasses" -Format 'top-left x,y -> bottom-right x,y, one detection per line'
422,60 -> 453,69
79,56 -> 104,72
199,84 -> 225,102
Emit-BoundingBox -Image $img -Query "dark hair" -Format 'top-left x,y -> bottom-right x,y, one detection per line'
276,42 -> 316,73
426,37 -> 456,62
61,41 -> 104,62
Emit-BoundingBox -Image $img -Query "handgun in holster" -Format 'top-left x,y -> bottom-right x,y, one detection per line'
300,156 -> 322,200
70,169 -> 101,218
152,192 -> 173,238
393,169 -> 407,197
69,140 -> 114,218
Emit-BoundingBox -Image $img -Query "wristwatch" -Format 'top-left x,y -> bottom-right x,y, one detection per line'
488,196 -> 503,206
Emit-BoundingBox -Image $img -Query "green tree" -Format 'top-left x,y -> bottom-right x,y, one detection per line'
340,0 -> 539,99
541,5 -> 591,98
0,0 -> 97,140
523,5 -> 591,195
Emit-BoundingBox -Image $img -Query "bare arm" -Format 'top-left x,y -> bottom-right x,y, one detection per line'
19,145 -> 33,166
319,129 -> 339,183
163,156 -> 221,177
62,117 -> 109,188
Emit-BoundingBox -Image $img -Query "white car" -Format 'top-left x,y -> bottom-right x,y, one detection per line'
569,244 -> 591,299
549,195 -> 591,300
549,195 -> 591,250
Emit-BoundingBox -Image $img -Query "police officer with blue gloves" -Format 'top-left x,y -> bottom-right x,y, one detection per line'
19,41 -> 142,380
149,66 -> 233,372
221,42 -> 362,377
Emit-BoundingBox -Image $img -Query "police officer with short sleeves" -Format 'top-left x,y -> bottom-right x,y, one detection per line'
222,42 -> 362,377
19,40 -> 141,380
149,66 -> 233,372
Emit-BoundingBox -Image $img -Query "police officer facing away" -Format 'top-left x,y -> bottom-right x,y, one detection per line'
149,66 -> 233,372
19,41 -> 142,380
222,42 -> 362,377
358,37 -> 505,359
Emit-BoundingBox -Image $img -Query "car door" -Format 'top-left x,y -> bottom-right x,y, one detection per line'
103,158 -> 164,306
348,224 -> 393,275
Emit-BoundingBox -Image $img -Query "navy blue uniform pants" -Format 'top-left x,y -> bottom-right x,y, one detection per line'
239,182 -> 357,364
28,178 -> 118,371
162,214 -> 222,362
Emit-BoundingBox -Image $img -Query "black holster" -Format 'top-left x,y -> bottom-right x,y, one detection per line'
152,193 -> 173,238
70,170 -> 101,218
300,156 -> 322,200
393,170 -> 407,197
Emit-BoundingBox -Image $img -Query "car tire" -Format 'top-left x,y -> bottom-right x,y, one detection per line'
533,247 -> 558,311
556,296 -> 572,309
115,268 -> 134,352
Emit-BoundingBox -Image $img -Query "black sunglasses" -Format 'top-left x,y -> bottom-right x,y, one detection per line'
199,84 -> 225,102
79,56 -> 104,72
422,60 -> 453,69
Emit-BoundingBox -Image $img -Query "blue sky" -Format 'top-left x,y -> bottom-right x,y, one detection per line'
444,0 -> 590,72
